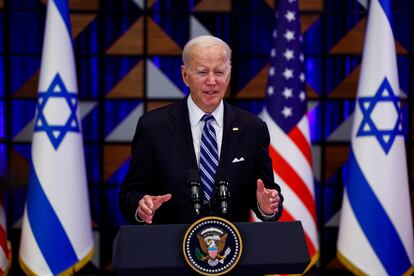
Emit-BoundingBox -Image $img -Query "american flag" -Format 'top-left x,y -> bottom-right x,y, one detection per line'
0,194 -> 10,275
258,0 -> 319,267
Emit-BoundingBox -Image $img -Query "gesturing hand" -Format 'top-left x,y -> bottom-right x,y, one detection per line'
137,194 -> 172,224
256,179 -> 280,216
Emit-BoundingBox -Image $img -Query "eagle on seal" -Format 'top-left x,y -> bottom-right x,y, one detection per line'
197,232 -> 228,263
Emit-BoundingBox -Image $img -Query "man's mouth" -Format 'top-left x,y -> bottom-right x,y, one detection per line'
203,91 -> 218,95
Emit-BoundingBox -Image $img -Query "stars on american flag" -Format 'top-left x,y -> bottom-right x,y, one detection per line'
281,106 -> 293,118
285,10 -> 296,22
283,68 -> 294,79
284,30 -> 295,41
265,0 -> 307,132
299,91 -> 306,101
268,86 -> 274,96
284,49 -> 294,60
282,87 -> 293,99
262,0 -> 318,269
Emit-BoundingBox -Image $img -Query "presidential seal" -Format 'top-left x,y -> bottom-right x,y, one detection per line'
183,216 -> 243,275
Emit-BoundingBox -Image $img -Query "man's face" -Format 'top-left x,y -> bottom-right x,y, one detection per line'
181,44 -> 231,113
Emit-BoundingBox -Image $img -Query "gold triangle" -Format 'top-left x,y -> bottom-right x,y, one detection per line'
104,145 -> 131,180
264,0 -> 274,9
325,145 -> 349,180
266,0 -> 323,11
69,0 -> 99,10
147,101 -> 175,112
330,18 -> 366,54
107,61 -> 144,98
13,70 -> 39,98
194,0 -> 231,11
107,18 -> 143,55
307,84 -> 319,99
330,18 -> 408,54
236,64 -> 269,99
148,0 -> 158,8
41,1 -> 97,38
40,0 -> 99,10
10,149 -> 30,187
147,18 -> 182,55
301,15 -> 319,33
71,14 -> 96,38
395,41 -> 407,54
299,0 -> 323,11
329,65 -> 360,99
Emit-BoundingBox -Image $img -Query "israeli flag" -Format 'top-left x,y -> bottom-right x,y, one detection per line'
337,0 -> 414,275
19,0 -> 94,274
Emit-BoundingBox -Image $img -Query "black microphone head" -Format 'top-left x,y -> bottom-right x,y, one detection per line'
215,168 -> 230,217
187,169 -> 200,184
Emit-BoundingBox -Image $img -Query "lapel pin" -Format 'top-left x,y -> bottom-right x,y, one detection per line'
232,127 -> 239,131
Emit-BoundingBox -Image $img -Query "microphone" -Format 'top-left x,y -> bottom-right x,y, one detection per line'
215,169 -> 230,216
187,169 -> 202,216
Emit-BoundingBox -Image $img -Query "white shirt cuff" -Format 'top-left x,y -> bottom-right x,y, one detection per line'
257,201 -> 276,219
135,208 -> 144,223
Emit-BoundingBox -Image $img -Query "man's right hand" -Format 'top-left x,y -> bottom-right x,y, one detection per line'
136,194 -> 172,224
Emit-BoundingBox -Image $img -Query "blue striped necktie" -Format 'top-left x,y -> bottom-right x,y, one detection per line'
199,114 -> 219,201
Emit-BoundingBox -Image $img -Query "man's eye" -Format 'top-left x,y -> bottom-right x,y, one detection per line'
197,71 -> 207,76
215,71 -> 224,75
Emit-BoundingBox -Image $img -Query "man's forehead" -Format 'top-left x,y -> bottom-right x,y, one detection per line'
193,63 -> 229,70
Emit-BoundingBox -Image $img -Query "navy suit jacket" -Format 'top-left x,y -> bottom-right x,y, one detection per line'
119,98 -> 283,224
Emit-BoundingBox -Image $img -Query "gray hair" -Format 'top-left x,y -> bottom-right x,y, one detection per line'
182,35 -> 232,67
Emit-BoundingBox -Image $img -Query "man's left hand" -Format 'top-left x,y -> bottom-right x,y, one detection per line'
256,179 -> 280,216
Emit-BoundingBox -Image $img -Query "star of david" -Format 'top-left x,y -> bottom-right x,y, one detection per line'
34,73 -> 80,150
357,77 -> 404,154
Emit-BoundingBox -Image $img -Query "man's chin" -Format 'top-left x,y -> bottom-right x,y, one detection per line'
201,100 -> 221,113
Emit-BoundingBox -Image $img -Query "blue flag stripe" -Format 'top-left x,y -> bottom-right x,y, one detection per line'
347,151 -> 411,275
377,0 -> 394,30
53,0 -> 72,37
27,164 -> 78,274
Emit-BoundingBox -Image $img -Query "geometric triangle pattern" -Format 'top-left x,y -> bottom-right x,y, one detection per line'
105,103 -> 143,142
194,0 -> 231,12
147,18 -> 182,55
106,61 -> 144,98
330,17 -> 408,55
13,101 -> 97,143
236,64 -> 269,99
327,113 -> 354,142
328,65 -> 361,99
146,59 -> 184,99
190,15 -> 212,39
103,145 -> 131,181
106,18 -> 143,55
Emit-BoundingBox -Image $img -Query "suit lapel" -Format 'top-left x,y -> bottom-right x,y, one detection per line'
168,99 -> 198,170
220,102 -> 241,170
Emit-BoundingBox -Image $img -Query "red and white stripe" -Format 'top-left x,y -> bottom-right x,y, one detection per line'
0,194 -> 10,275
258,108 -> 319,263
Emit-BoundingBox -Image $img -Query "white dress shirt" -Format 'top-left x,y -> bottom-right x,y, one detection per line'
187,95 -> 224,166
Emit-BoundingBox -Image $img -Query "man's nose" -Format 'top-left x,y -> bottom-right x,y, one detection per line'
206,72 -> 217,84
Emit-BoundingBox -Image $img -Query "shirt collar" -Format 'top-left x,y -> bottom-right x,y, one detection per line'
187,95 -> 224,128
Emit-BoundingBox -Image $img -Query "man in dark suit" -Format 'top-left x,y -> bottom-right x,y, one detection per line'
119,35 -> 283,224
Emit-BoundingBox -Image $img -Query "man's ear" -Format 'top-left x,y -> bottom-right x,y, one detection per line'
181,65 -> 189,87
